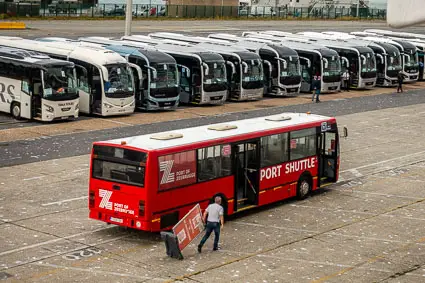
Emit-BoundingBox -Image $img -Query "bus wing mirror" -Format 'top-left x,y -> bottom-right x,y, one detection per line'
341,56 -> 349,67
263,60 -> 272,76
202,62 -> 209,76
101,66 -> 109,82
377,54 -> 384,64
186,67 -> 190,78
361,55 -> 367,65
404,54 -> 410,62
300,56 -> 311,68
390,57 -> 394,64
226,61 -> 236,74
242,61 -> 248,74
323,58 -> 329,69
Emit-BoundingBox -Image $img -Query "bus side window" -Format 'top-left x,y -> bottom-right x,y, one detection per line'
75,65 -> 89,93
21,80 -> 30,94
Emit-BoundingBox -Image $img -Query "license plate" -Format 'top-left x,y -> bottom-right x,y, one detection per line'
366,82 -> 373,85
61,116 -> 69,120
110,217 -> 123,223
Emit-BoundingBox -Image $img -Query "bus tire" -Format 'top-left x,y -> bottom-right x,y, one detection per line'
211,193 -> 228,217
11,102 -> 21,120
296,174 -> 312,200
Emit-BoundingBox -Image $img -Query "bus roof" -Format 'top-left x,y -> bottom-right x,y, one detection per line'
99,112 -> 334,151
0,46 -> 74,69
0,36 -> 127,67
207,34 -> 298,57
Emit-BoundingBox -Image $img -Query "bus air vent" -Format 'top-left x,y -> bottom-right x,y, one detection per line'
208,124 -> 238,131
150,133 -> 183,140
265,116 -> 292,122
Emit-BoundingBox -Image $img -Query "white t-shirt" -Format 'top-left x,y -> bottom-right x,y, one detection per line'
206,203 -> 224,223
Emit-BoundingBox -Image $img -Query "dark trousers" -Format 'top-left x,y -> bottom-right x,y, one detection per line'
199,221 -> 220,249
397,82 -> 403,92
344,80 -> 350,91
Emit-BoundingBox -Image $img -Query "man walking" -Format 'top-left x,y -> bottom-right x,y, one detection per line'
198,196 -> 224,252
312,72 -> 321,103
397,71 -> 405,93
342,70 -> 350,91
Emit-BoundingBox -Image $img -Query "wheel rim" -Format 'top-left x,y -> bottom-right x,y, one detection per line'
300,180 -> 310,196
12,105 -> 20,118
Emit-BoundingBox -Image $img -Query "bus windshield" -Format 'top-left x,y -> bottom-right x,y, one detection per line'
204,62 -> 227,84
104,64 -> 134,97
42,66 -> 78,100
360,52 -> 377,72
322,56 -> 341,77
92,145 -> 147,187
203,61 -> 227,92
404,53 -> 419,67
280,57 -> 300,77
387,53 -> 402,71
242,59 -> 263,82
150,63 -> 178,89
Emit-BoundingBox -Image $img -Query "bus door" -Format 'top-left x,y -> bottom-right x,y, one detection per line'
318,129 -> 338,186
300,64 -> 311,93
232,140 -> 260,211
20,79 -> 32,119
75,65 -> 90,114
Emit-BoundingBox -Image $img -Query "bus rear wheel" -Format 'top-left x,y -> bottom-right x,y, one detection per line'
11,103 -> 21,120
296,175 -> 312,200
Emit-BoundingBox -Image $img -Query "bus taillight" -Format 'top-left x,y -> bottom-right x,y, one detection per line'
139,200 -> 145,217
89,190 -> 95,208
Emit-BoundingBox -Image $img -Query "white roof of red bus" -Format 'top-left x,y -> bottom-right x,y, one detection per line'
101,113 -> 333,151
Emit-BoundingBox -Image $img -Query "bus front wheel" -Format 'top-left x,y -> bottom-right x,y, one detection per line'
296,174 -> 312,200
11,102 -> 21,120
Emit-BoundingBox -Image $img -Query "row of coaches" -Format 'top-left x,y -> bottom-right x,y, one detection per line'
0,30 -> 422,121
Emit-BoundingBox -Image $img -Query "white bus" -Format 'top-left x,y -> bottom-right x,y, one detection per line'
0,46 -> 79,121
349,35 -> 419,83
38,37 -> 181,111
294,32 -> 377,89
320,32 -> 402,87
147,33 -> 264,101
207,33 -> 302,96
121,35 -> 229,105
242,32 -> 342,93
0,36 -> 135,116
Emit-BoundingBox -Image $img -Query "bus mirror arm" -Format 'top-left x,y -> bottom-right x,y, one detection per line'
341,56 -> 349,67
323,57 -> 329,69
145,66 -> 158,79
263,60 -> 272,76
242,61 -> 249,74
226,61 -> 236,74
376,54 -> 384,64
299,56 -> 311,68
202,62 -> 209,76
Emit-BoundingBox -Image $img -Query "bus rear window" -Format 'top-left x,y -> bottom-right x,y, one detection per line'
92,145 -> 147,187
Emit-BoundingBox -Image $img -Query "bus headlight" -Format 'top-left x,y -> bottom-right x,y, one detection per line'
136,221 -> 141,228
75,103 -> 79,111
44,104 -> 54,113
103,103 -> 113,109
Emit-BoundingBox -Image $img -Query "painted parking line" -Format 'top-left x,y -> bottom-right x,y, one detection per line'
31,263 -> 166,281
41,196 -> 88,207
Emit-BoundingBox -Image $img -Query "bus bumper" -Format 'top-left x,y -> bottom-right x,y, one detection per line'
142,98 -> 179,111
89,210 -> 152,231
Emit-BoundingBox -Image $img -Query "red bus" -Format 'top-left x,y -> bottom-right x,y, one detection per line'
89,112 -> 344,232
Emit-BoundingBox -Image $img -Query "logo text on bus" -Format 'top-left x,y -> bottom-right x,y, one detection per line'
98,189 -> 135,215
260,157 -> 317,181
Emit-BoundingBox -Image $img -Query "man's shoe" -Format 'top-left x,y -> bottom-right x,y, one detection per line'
213,247 -> 218,251
316,100 -> 321,103
197,245 -> 202,253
